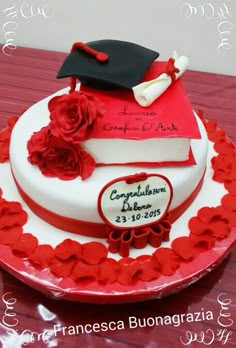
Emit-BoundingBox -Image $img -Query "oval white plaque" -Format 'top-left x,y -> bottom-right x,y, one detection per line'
98,173 -> 173,229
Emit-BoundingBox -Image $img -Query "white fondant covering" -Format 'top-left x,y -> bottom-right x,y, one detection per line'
9,86 -> 208,226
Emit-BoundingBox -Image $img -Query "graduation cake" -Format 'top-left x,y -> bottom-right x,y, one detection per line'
1,40 -> 235,300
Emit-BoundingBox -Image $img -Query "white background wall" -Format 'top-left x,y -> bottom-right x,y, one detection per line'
1,0 -> 236,76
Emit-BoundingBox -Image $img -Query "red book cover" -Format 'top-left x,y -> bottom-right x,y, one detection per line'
81,61 -> 201,140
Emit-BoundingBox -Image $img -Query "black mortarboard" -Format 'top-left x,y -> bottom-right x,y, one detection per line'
57,39 -> 159,90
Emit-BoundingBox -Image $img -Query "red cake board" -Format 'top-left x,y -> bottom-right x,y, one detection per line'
0,113 -> 236,303
0,229 -> 235,304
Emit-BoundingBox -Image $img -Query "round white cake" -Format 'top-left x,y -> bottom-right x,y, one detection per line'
10,88 -> 208,237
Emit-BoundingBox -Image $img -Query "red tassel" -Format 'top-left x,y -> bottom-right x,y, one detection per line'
69,76 -> 77,94
71,42 -> 109,62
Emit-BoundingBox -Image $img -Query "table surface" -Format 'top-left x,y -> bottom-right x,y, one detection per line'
0,46 -> 236,348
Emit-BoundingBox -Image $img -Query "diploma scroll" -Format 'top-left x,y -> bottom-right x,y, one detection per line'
133,52 -> 189,107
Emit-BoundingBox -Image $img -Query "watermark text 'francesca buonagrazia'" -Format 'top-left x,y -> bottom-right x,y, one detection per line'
0,291 -> 234,346
181,2 -> 234,55
2,1 -> 53,56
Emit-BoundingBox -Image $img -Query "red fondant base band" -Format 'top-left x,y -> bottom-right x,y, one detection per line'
14,172 -> 205,238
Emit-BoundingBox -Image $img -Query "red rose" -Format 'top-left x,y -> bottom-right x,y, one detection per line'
27,126 -> 51,164
27,127 -> 95,180
48,91 -> 104,143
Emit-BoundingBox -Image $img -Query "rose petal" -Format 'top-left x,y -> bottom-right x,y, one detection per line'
54,239 -> 81,260
0,226 -> 22,245
204,119 -> 217,133
7,116 -> 19,129
0,201 -> 28,229
219,208 -> 236,226
214,139 -> 235,155
0,116 -> 19,162
71,260 -> 99,281
197,206 -> 221,224
29,244 -> 55,268
48,94 -> 67,112
136,255 -> 161,281
50,256 -> 76,278
211,153 -> 234,171
12,233 -> 38,257
208,129 -> 225,143
209,220 -> 231,239
0,210 -> 28,229
98,258 -> 120,284
81,242 -> 108,265
189,233 -> 215,249
221,194 -> 236,212
196,109 -> 205,122
152,248 -> 180,276
188,216 -> 211,236
80,150 -> 96,180
213,171 -> 228,183
171,237 -> 198,260
117,257 -> 141,285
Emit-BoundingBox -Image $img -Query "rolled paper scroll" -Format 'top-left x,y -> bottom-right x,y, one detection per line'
133,52 -> 189,107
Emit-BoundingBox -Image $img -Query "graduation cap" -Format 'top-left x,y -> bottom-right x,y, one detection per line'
57,39 -> 159,90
